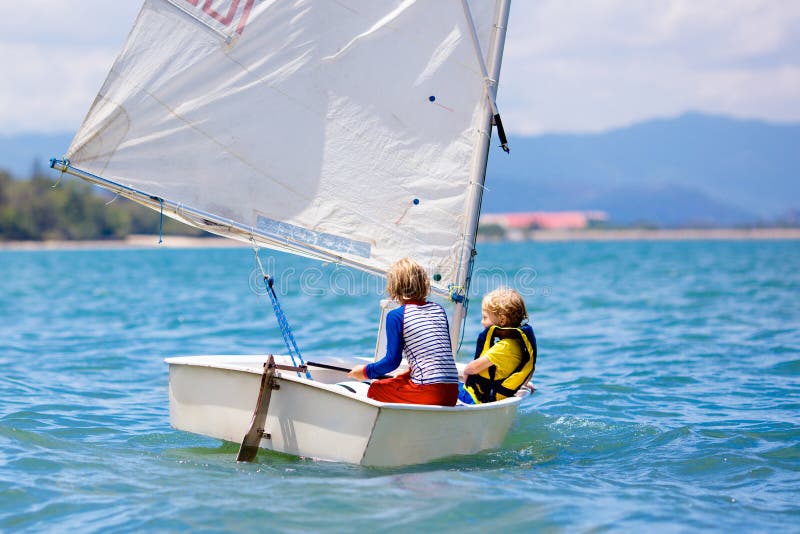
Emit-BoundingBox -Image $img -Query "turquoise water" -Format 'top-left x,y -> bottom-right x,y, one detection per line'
1,240 -> 798,532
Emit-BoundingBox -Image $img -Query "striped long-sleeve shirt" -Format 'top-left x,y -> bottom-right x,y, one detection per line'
365,301 -> 459,385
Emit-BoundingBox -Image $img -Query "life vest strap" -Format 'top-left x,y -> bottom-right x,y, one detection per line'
466,325 -> 536,403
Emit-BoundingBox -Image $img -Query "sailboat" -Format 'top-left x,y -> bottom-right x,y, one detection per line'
51,0 -> 525,467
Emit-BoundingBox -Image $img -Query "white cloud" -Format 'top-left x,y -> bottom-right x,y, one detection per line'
501,0 -> 800,133
0,43 -> 117,132
0,0 -> 798,135
0,0 -> 141,133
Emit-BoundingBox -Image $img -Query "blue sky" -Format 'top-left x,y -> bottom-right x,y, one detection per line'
1,0 -> 799,135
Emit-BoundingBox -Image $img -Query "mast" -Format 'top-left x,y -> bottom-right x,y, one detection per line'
450,0 -> 511,351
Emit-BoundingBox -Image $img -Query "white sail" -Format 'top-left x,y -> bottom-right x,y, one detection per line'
66,0 -> 505,292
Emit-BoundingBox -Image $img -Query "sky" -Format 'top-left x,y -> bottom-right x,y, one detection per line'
1,0 -> 799,136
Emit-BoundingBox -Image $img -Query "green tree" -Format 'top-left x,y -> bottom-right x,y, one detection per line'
0,167 -> 208,241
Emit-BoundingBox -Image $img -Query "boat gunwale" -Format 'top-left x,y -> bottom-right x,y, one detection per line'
165,355 -> 526,412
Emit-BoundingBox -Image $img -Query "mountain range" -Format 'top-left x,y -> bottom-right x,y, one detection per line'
483,112 -> 799,226
2,112 -> 798,226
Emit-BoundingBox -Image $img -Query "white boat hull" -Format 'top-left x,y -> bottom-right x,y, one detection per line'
166,355 -> 524,467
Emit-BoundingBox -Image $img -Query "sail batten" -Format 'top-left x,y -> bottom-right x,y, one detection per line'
63,0 -> 507,293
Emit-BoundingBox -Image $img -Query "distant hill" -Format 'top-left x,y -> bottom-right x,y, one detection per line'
484,112 -> 800,226
2,112 -> 798,227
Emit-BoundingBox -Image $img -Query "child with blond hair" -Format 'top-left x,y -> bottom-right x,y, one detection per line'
459,288 -> 537,404
349,258 -> 459,406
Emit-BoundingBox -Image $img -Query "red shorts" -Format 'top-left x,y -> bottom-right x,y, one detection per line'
367,370 -> 458,406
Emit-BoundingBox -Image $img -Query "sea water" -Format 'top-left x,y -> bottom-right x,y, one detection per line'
0,240 -> 798,532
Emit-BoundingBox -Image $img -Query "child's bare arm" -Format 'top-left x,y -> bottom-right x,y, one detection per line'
463,355 -> 493,376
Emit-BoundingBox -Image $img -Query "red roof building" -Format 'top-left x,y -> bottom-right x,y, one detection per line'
481,211 -> 608,230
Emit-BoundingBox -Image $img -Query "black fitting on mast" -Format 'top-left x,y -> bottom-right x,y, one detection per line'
493,114 -> 509,153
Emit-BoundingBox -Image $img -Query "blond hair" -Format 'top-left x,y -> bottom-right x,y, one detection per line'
386,258 -> 430,303
482,288 -> 528,327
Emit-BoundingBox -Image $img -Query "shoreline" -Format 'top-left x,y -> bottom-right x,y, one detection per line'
495,227 -> 800,242
1,228 -> 799,251
0,235 -> 243,251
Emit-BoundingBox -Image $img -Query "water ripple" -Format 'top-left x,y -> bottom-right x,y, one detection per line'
1,242 -> 798,531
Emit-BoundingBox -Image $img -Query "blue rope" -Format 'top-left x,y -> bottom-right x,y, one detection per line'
264,275 -> 310,379
252,245 -> 311,379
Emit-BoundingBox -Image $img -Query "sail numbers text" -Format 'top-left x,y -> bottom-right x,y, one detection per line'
181,0 -> 255,35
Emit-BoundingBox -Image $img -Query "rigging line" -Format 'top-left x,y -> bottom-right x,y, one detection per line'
51,157 -> 69,189
47,160 -> 389,281
457,311 -> 468,354
251,240 -> 311,379
448,0 -> 509,350
460,0 -> 510,153
451,2 -> 501,295
157,198 -> 164,244
460,0 -> 498,111
456,249 -> 479,354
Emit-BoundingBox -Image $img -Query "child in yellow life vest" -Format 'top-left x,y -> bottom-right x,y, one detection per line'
458,288 -> 537,404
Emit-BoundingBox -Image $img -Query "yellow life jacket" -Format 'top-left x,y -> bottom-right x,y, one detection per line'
464,324 -> 537,403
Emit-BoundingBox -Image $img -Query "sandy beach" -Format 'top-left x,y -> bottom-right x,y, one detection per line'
0,234 -> 242,250
518,227 -> 800,242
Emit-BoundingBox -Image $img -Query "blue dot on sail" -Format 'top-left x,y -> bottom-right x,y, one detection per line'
429,96 -> 436,102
